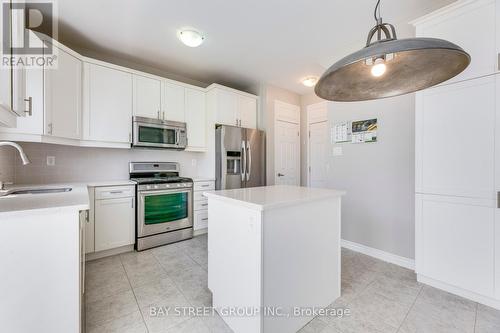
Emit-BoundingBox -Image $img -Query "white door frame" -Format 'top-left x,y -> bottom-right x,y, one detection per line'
274,100 -> 300,185
306,102 -> 328,187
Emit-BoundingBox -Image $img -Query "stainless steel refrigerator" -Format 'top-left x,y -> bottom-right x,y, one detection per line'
215,125 -> 266,190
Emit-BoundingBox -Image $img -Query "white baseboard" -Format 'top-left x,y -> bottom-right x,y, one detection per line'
85,245 -> 134,261
417,274 -> 500,310
341,239 -> 415,270
194,228 -> 208,236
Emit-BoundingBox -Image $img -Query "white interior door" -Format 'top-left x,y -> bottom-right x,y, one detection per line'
274,101 -> 300,185
307,102 -> 328,188
308,121 -> 328,188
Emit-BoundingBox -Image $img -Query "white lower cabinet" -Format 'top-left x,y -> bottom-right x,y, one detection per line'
416,194 -> 495,298
91,185 -> 135,252
193,180 -> 214,231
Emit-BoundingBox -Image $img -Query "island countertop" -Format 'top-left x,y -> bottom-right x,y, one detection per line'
204,185 -> 345,211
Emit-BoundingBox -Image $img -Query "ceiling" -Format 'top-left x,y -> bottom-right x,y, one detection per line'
47,0 -> 455,95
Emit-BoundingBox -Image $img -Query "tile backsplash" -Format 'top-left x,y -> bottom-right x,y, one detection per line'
11,142 -> 210,185
0,146 -> 15,183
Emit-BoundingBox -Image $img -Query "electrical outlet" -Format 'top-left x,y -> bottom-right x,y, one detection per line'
46,156 -> 56,166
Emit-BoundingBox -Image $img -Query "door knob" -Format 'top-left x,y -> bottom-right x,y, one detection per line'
277,173 -> 285,177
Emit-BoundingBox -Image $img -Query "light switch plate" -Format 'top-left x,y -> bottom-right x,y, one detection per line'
46,156 -> 56,166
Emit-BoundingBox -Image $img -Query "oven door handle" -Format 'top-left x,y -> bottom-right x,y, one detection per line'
139,188 -> 192,196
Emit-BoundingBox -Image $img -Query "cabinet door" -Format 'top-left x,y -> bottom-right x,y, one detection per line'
45,46 -> 82,139
94,197 -> 135,251
133,74 -> 161,119
416,76 -> 495,199
84,64 -> 133,143
215,89 -> 238,126
164,82 -> 185,122
238,95 -> 257,129
416,194 -> 495,297
416,0 -> 496,83
185,88 -> 206,150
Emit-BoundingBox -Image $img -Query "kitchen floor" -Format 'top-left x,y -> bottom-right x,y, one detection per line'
85,235 -> 500,333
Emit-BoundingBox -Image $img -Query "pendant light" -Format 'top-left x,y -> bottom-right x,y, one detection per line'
315,0 -> 471,102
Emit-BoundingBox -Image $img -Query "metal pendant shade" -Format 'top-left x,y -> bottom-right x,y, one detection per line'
315,2 -> 470,102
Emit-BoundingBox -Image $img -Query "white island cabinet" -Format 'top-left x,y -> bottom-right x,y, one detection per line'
205,185 -> 344,333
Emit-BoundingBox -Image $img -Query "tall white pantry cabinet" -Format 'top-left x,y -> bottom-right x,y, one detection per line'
413,0 -> 500,309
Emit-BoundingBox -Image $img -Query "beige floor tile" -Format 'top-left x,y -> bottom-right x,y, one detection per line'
199,312 -> 233,333
133,276 -> 191,309
86,290 -> 139,327
85,264 -> 131,303
398,286 -> 476,333
475,304 -> 500,333
297,317 -> 330,333
86,310 -> 147,333
165,316 -> 210,333
141,305 -> 192,333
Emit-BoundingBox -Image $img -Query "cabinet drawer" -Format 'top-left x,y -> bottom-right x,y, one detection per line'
194,181 -> 215,191
194,199 -> 208,211
194,210 -> 208,230
95,185 -> 135,200
194,191 -> 208,201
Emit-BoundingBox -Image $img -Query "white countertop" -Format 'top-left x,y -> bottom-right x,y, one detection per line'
87,180 -> 136,187
0,183 -> 90,214
204,185 -> 345,211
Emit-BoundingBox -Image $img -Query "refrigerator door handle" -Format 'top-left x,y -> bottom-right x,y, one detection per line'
247,141 -> 252,181
241,141 -> 247,182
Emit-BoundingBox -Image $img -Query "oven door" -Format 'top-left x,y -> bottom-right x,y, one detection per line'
138,188 -> 193,237
133,121 -> 181,149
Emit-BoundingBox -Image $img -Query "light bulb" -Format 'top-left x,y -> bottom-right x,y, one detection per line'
302,76 -> 318,87
178,29 -> 204,47
371,58 -> 386,77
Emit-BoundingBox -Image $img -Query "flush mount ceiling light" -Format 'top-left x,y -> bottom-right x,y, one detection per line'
177,29 -> 204,47
315,0 -> 471,102
302,76 -> 318,87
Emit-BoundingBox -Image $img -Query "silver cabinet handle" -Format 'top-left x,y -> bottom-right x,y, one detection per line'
132,197 -> 134,209
24,97 -> 32,116
109,191 -> 123,194
236,118 -> 239,126
162,111 -> 165,120
175,130 -> 180,145
47,123 -> 53,135
202,218 -> 208,221
201,203 -> 208,207
241,141 -> 247,181
157,110 -> 160,119
246,141 -> 251,181
497,192 -> 500,208
277,173 -> 285,177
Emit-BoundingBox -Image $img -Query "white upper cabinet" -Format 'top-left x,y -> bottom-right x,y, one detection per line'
83,63 -> 133,143
216,89 -> 238,126
416,76 -> 496,199
238,95 -> 257,129
185,88 -> 206,150
133,74 -> 162,119
413,0 -> 497,84
45,45 -> 82,139
210,85 -> 258,129
164,82 -> 185,122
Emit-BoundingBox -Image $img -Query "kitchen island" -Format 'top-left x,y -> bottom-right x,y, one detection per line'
204,185 -> 345,333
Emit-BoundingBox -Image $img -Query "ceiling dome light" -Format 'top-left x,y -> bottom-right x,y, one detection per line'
178,29 -> 204,47
315,0 -> 470,102
302,76 -> 318,87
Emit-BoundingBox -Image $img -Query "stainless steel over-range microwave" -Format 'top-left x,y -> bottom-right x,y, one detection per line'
132,116 -> 187,150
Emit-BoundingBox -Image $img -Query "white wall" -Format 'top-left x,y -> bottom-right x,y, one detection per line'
263,85 -> 301,185
327,95 -> 415,259
11,143 -> 210,184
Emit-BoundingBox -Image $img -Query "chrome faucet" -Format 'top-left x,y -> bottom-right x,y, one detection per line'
0,141 -> 30,165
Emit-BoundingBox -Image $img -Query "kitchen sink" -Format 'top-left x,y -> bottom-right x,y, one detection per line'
1,187 -> 73,197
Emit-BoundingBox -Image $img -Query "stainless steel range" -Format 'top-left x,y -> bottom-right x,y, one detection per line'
130,162 -> 193,251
